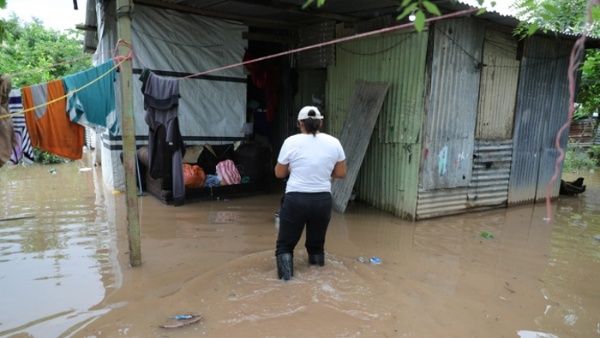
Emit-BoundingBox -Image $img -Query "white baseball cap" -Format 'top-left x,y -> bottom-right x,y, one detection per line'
297,106 -> 324,121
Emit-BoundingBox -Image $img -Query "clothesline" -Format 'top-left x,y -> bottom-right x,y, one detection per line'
0,58 -> 126,120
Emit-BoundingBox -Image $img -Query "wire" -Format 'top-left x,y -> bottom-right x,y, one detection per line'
338,35 -> 413,56
434,27 -> 482,67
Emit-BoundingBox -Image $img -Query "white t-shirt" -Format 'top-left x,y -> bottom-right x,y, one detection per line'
277,133 -> 346,193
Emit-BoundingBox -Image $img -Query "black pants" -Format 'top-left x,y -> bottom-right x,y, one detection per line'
276,192 -> 332,256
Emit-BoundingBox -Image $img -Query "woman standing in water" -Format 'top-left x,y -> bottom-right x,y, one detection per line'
274,106 -> 346,281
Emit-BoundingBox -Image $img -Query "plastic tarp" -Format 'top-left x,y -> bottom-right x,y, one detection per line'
131,6 -> 248,138
94,2 -> 248,189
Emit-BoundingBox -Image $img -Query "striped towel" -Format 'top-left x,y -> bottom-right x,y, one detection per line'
9,89 -> 34,164
216,159 -> 241,185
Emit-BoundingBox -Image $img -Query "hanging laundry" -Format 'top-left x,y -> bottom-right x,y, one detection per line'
0,75 -> 15,168
140,70 -> 185,206
9,89 -> 34,164
22,80 -> 84,160
63,60 -> 118,134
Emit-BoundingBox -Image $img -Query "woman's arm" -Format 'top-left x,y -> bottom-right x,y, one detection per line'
274,163 -> 290,179
331,160 -> 347,179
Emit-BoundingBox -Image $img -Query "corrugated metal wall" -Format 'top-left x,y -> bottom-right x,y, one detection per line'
536,45 -> 571,200
417,140 -> 513,218
420,18 -> 484,190
508,37 -> 572,204
467,140 -> 513,208
326,31 -> 428,218
476,30 -> 519,140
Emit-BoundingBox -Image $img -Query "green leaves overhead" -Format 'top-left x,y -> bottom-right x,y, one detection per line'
396,3 -> 419,20
396,0 -> 449,32
422,1 -> 441,16
302,0 -> 326,9
414,11 -> 426,32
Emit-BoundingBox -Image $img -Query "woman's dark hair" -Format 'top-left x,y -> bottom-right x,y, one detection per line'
301,109 -> 321,136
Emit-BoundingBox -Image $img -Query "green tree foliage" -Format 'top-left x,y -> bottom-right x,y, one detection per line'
577,50 -> 600,118
0,0 -> 6,41
515,0 -> 600,37
0,16 -> 91,87
0,16 -> 91,164
515,0 -> 600,119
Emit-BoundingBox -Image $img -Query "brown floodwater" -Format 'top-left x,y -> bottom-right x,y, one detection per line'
1,161 -> 599,337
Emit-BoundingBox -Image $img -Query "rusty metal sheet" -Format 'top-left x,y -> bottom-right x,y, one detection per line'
476,30 -> 520,140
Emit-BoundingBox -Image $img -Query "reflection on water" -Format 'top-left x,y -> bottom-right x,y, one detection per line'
2,162 -> 600,337
0,162 -> 118,337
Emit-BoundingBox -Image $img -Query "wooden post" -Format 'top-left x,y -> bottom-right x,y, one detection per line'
115,0 -> 142,266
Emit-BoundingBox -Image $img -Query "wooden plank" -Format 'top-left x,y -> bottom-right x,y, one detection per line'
331,80 -> 390,213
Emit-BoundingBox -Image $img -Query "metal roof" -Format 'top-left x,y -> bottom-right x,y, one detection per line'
83,0 -> 600,51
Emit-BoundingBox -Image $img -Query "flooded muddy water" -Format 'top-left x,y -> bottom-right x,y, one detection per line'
1,162 -> 599,337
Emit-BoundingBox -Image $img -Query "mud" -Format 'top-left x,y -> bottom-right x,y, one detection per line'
1,162 -> 599,337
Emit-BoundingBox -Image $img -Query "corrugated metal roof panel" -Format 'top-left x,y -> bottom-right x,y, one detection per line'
326,30 -> 428,218
476,30 -> 520,140
421,18 -> 484,190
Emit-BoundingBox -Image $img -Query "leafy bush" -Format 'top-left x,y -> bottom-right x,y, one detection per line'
563,147 -> 597,173
587,145 -> 600,166
33,148 -> 67,165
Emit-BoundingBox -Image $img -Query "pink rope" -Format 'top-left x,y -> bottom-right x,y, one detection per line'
113,39 -> 134,67
182,8 -> 479,79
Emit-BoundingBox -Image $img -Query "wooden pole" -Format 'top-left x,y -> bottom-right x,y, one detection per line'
115,0 -> 142,266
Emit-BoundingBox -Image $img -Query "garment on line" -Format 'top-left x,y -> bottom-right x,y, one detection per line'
63,60 -> 118,134
141,70 -> 185,205
22,80 -> 84,160
8,89 -> 34,164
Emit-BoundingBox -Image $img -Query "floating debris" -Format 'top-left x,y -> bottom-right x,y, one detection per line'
480,231 -> 494,239
160,314 -> 202,329
369,256 -> 382,265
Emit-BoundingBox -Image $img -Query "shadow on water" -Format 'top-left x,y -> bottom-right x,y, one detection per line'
1,162 -> 599,337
